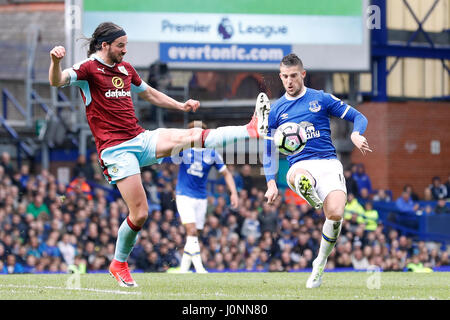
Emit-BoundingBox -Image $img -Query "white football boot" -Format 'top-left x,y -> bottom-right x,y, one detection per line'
306,258 -> 326,289
254,92 -> 271,137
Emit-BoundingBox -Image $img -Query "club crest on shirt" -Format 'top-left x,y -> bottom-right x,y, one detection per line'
281,113 -> 289,120
111,166 -> 119,174
118,65 -> 128,76
308,100 -> 321,113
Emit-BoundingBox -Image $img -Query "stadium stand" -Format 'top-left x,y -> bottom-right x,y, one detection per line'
0,160 -> 449,274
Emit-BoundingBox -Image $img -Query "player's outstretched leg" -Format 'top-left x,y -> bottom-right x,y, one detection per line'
294,174 -> 323,209
306,191 -> 345,288
202,92 -> 270,147
154,92 -> 271,158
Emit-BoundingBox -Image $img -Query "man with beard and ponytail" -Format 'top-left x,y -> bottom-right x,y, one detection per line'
49,22 -> 270,287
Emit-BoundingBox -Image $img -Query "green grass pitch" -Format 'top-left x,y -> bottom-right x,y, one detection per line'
0,272 -> 448,300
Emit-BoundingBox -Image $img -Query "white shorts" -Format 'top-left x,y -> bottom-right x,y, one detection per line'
100,129 -> 163,184
286,159 -> 346,202
175,195 -> 208,230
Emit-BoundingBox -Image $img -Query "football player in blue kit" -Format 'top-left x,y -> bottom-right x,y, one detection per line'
263,54 -> 372,288
175,121 -> 239,273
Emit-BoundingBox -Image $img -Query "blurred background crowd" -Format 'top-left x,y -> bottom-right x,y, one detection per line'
0,151 -> 449,274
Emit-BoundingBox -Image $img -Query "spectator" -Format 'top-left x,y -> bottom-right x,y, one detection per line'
18,163 -> 31,190
352,163 -> 372,195
0,260 -> 7,274
240,165 -> 253,195
5,254 -> 24,274
395,191 -> 419,213
72,154 -> 95,181
143,251 -> 162,272
88,152 -> 110,188
159,183 -> 176,212
434,198 -> 450,214
351,248 -> 370,270
362,201 -> 379,232
23,255 -> 38,273
142,170 -> 160,206
372,189 -> 391,202
66,172 -> 93,201
344,167 -> 359,198
278,230 -> 295,251
0,152 -> 15,178
428,176 -> 447,200
26,194 -> 50,219
58,233 -> 76,265
258,203 -> 278,234
403,184 -> 419,201
359,188 -> 371,202
445,175 -> 450,200
344,193 -> 365,222
241,210 -> 261,240
39,237 -> 61,258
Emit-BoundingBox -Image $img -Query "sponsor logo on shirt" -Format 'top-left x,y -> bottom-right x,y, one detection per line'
300,121 -> 320,139
105,89 -> 131,98
105,77 -> 130,98
112,76 -> 124,89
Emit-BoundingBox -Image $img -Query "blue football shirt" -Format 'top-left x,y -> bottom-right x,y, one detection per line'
176,148 -> 226,199
264,87 -> 367,181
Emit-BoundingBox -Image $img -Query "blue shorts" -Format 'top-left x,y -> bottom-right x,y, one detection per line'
99,129 -> 163,184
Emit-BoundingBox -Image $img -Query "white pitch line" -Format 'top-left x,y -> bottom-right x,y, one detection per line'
0,284 -> 142,296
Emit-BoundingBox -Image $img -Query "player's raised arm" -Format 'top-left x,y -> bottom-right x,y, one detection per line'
49,46 -> 70,87
138,85 -> 200,112
325,93 -> 372,155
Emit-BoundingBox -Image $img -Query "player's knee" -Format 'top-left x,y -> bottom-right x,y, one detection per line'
325,206 -> 344,221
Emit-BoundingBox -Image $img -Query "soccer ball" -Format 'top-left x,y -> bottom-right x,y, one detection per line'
273,122 -> 307,156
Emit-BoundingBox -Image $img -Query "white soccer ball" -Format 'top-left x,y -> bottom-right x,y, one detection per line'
273,122 -> 307,156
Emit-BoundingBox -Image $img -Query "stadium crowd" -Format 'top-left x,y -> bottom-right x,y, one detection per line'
0,151 -> 449,274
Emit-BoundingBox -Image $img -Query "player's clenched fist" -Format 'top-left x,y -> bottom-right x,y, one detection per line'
50,46 -> 66,62
182,99 -> 200,112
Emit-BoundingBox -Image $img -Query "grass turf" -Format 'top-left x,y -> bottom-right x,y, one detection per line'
0,272 -> 448,300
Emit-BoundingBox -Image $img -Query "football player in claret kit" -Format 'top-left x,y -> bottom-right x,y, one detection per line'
175,121 -> 238,274
263,53 -> 372,288
49,22 -> 270,287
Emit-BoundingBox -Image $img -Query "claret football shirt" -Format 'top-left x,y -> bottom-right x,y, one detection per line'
66,54 -> 148,155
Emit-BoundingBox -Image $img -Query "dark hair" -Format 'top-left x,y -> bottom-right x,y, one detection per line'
86,22 -> 124,57
280,53 -> 304,68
